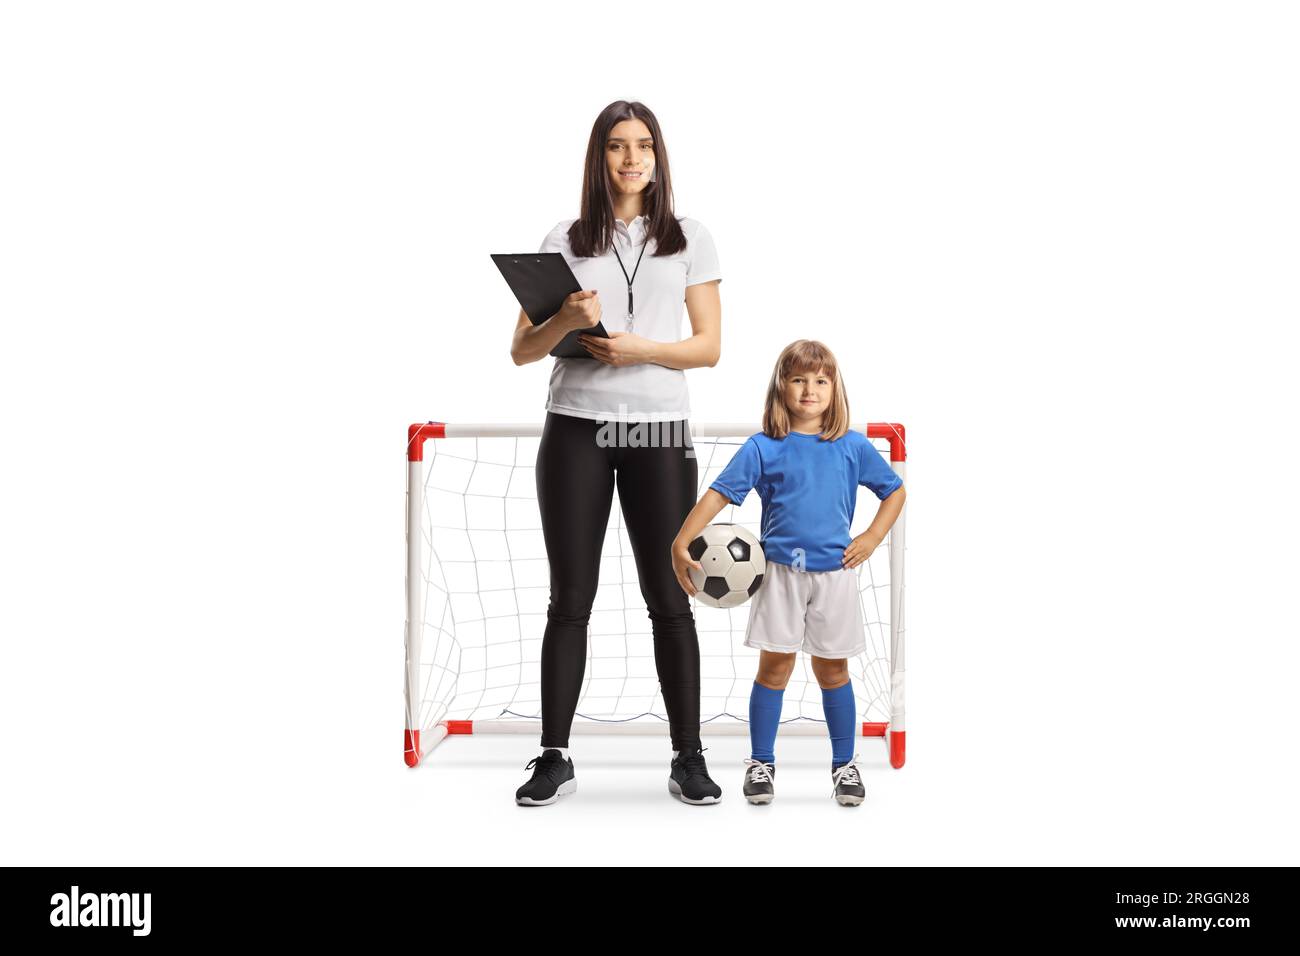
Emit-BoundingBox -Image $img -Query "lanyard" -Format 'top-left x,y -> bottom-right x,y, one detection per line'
611,233 -> 648,334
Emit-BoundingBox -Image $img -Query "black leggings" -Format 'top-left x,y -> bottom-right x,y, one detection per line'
535,411 -> 701,751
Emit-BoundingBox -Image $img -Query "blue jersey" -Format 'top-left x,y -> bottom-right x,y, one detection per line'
709,430 -> 903,573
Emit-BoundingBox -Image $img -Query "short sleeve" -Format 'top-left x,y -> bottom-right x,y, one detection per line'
538,221 -> 567,255
857,436 -> 903,500
709,437 -> 762,505
685,221 -> 722,286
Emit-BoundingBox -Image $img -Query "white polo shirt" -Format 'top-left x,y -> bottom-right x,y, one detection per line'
538,215 -> 721,422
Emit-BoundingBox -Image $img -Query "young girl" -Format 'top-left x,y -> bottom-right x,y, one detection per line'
671,340 -> 906,806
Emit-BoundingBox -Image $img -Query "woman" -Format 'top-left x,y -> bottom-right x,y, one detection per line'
509,100 -> 724,806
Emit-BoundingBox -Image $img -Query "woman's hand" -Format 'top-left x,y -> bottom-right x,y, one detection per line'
579,331 -> 656,367
841,531 -> 882,570
554,290 -> 602,333
672,539 -> 704,597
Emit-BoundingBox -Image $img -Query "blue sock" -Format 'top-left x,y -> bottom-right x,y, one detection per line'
822,680 -> 856,767
748,682 -> 783,764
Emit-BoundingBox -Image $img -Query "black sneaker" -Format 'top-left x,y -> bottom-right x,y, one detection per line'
742,758 -> 776,805
668,747 -> 722,804
831,755 -> 865,806
515,749 -> 576,806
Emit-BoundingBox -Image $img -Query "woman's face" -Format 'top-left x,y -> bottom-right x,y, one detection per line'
606,118 -> 656,199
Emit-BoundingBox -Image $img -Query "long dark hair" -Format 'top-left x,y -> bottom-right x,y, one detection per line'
568,100 -> 687,259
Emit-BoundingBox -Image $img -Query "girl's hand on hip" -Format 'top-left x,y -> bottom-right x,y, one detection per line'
579,331 -> 654,367
842,531 -> 882,569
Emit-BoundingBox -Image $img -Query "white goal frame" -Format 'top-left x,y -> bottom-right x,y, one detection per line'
404,421 -> 907,770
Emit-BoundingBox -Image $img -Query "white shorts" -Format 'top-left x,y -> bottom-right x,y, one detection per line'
743,560 -> 866,660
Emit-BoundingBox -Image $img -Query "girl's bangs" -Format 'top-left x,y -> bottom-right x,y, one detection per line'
782,346 -> 836,380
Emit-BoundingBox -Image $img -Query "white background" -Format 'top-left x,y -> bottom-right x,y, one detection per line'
2,0 -> 1297,865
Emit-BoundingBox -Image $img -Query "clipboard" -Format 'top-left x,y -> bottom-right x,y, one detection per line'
492,252 -> 609,359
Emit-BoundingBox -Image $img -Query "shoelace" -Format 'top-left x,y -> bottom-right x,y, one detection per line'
832,757 -> 862,788
677,748 -> 711,778
525,752 -> 567,782
743,759 -> 774,784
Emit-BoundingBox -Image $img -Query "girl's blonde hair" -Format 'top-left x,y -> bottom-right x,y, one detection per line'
762,340 -> 851,441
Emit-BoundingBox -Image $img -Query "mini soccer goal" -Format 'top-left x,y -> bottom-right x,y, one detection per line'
404,421 -> 907,769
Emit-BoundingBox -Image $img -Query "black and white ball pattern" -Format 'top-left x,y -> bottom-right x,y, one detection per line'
687,524 -> 766,609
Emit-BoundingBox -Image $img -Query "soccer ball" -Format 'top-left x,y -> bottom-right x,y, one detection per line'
687,524 -> 766,609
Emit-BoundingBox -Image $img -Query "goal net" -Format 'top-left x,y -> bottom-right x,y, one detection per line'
404,422 -> 907,769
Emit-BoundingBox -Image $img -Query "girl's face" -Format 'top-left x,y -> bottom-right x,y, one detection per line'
784,367 -> 833,425
606,118 -> 656,199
